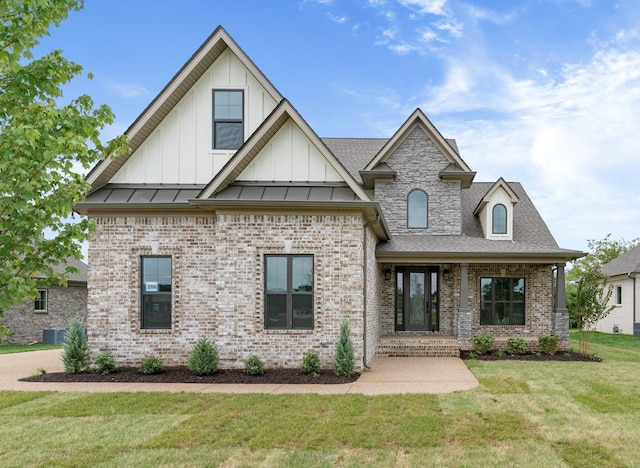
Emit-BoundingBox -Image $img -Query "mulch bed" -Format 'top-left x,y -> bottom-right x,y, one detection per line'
21,367 -> 361,385
460,351 -> 601,362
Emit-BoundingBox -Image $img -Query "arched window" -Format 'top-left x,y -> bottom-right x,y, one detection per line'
408,190 -> 428,228
492,204 -> 507,234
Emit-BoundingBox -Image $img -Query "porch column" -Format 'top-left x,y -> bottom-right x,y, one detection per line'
457,262 -> 471,341
554,263 -> 569,341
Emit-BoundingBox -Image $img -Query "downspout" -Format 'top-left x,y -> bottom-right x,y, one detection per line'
628,272 -> 637,324
362,215 -> 380,370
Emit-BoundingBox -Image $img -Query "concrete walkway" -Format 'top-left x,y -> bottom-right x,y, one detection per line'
0,349 -> 478,395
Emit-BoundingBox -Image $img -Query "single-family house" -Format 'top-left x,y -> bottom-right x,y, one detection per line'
0,258 -> 88,343
75,26 -> 585,370
595,244 -> 640,336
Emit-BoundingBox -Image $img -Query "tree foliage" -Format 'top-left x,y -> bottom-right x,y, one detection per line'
566,234 -> 640,325
62,317 -> 89,373
334,318 -> 355,376
0,1 -> 128,314
574,267 -> 615,355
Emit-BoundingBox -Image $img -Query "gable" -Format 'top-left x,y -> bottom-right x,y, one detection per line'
199,100 -> 369,201
87,26 -> 283,190
237,119 -> 342,182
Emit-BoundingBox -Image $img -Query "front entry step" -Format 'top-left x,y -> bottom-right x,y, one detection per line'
376,335 -> 460,358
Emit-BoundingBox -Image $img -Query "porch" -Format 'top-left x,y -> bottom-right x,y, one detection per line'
376,334 -> 460,358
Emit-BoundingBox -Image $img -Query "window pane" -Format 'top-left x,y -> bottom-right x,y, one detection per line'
408,190 -> 427,228
266,256 -> 287,292
494,278 -> 511,301
396,272 -> 403,326
292,256 -> 313,292
215,122 -> 243,149
409,272 -> 425,325
480,278 -> 492,302
142,294 -> 171,329
495,303 -> 510,324
480,305 -> 493,325
143,257 -> 172,292
512,303 -> 525,325
512,278 -> 525,302
266,295 -> 286,328
292,295 -> 313,328
493,204 -> 507,234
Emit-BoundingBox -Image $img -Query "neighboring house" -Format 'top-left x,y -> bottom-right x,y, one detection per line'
75,26 -> 584,370
595,245 -> 640,336
0,258 -> 88,343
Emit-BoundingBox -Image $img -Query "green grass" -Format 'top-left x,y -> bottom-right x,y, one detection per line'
2,333 -> 640,466
0,343 -> 62,354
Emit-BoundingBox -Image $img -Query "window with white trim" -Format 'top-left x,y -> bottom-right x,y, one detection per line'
212,89 -> 244,149
407,190 -> 428,229
35,289 -> 47,312
492,204 -> 507,234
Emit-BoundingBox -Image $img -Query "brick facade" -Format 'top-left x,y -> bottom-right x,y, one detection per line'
1,284 -> 87,343
88,212 -> 368,370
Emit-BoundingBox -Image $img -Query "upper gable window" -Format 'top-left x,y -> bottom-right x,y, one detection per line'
408,190 -> 428,228
213,90 -> 244,150
492,204 -> 507,234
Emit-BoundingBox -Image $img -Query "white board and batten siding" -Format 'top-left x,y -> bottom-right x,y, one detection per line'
111,49 -> 279,185
237,119 -> 343,183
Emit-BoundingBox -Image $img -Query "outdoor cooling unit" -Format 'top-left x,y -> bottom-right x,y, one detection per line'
634,323 -> 640,338
43,328 -> 67,345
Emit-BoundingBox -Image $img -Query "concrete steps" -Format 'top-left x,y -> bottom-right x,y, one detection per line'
376,335 -> 460,358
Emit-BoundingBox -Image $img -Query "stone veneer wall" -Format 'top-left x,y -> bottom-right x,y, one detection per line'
87,213 -> 366,370
0,284 -> 87,343
374,126 -> 462,236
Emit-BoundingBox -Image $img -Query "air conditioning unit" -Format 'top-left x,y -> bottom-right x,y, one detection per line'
634,323 -> 640,338
43,328 -> 67,345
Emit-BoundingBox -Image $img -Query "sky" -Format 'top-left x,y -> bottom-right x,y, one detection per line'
35,0 -> 640,255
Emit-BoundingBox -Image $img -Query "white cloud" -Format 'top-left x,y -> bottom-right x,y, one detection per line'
106,80 -> 150,98
398,0 -> 448,16
418,43 -> 640,250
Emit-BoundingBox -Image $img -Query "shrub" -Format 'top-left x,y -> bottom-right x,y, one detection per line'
139,355 -> 164,375
188,337 -> 219,376
62,318 -> 89,374
244,355 -> 264,375
538,334 -> 559,355
0,325 -> 12,342
507,338 -> 529,355
334,318 -> 355,377
301,349 -> 321,377
496,349 -> 506,359
470,333 -> 494,355
95,352 -> 116,375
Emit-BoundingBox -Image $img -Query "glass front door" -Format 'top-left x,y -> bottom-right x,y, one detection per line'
396,267 -> 439,332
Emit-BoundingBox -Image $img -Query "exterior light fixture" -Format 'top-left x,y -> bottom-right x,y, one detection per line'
384,269 -> 392,280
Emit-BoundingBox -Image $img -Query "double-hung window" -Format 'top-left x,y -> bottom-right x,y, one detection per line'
265,255 -> 313,329
480,277 -> 525,325
141,256 -> 172,329
35,289 -> 47,312
212,89 -> 244,149
616,286 -> 622,305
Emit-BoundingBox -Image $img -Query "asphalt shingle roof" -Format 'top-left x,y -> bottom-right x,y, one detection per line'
601,244 -> 640,276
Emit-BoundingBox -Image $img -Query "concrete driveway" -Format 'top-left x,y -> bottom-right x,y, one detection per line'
0,349 -> 478,395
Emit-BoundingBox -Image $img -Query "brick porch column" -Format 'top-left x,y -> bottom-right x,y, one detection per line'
554,262 -> 569,341
457,262 -> 471,341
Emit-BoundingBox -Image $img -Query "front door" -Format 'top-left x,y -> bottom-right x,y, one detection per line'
396,267 -> 439,332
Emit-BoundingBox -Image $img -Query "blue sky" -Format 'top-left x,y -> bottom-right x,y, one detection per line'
37,0 -> 640,254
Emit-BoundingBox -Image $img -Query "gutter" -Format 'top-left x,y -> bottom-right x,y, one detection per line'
362,215 -> 380,370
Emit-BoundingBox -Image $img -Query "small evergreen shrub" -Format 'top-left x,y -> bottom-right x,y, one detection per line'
538,334 -> 559,355
62,318 -> 89,374
507,338 -> 529,355
0,325 -> 12,342
95,352 -> 116,375
334,318 -> 355,377
244,355 -> 264,375
496,349 -> 506,359
470,333 -> 494,355
139,355 -> 164,375
301,349 -> 321,377
188,337 -> 219,376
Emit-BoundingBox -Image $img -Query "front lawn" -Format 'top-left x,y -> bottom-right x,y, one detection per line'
1,333 -> 639,466
0,344 -> 62,355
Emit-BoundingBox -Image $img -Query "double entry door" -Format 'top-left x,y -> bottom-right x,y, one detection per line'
396,267 -> 439,332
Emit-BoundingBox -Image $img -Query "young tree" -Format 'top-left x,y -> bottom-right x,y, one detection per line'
62,318 -> 89,373
574,267 -> 615,355
0,1 -> 128,314
566,234 -> 640,323
334,318 -> 355,376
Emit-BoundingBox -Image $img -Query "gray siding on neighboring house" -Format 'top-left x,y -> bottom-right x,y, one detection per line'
1,284 -> 87,343
374,126 -> 462,236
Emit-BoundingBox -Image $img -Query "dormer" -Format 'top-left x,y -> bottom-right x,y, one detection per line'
474,178 -> 519,241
